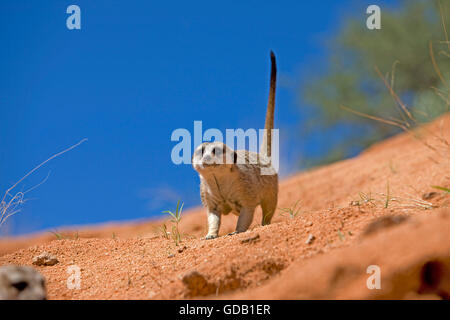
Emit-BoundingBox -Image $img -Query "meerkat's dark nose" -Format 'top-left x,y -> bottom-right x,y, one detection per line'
12,281 -> 28,292
203,155 -> 212,163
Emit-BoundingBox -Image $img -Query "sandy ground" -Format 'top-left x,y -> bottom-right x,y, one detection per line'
0,114 -> 449,299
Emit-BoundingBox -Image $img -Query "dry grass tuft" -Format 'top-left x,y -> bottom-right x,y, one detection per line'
0,139 -> 87,229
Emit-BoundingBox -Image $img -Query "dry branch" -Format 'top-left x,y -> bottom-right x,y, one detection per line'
0,139 -> 87,228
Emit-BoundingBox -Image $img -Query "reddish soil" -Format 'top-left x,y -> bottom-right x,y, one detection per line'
1,114 -> 449,300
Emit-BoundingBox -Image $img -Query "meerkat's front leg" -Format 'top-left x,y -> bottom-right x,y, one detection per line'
205,210 -> 221,240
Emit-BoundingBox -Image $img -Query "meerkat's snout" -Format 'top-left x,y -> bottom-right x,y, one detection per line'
0,266 -> 47,300
193,142 -> 235,171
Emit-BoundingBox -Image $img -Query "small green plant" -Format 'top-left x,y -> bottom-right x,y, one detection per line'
49,230 -> 65,240
157,223 -> 169,239
385,181 -> 391,208
355,185 -> 434,211
351,191 -> 375,207
432,185 -> 450,193
162,200 -> 184,246
127,273 -> 132,287
49,230 -> 82,240
279,200 -> 301,218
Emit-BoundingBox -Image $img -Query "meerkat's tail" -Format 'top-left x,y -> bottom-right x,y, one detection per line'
260,51 -> 277,159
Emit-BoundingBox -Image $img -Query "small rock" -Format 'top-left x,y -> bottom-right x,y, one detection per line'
305,234 -> 315,245
240,234 -> 260,244
167,254 -> 175,258
422,192 -> 438,200
305,221 -> 313,227
177,246 -> 187,253
32,252 -> 58,266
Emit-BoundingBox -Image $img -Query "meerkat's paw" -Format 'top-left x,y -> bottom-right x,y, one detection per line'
204,234 -> 218,240
227,231 -> 238,236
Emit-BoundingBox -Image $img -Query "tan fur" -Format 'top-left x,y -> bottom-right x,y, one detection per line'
260,51 -> 277,159
0,266 -> 46,300
192,52 -> 278,239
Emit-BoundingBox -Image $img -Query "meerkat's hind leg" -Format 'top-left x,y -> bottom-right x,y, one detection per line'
261,197 -> 277,226
235,207 -> 256,233
205,210 -> 221,240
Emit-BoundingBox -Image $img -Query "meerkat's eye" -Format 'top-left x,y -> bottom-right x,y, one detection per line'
201,145 -> 205,155
212,148 -> 222,156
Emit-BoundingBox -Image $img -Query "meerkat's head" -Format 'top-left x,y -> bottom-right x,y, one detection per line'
192,141 -> 236,173
0,266 -> 47,300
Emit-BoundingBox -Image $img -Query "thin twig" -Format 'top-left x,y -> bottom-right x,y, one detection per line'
1,138 -> 87,205
374,66 -> 415,125
1,139 -> 87,228
438,0 -> 450,53
429,40 -> 448,88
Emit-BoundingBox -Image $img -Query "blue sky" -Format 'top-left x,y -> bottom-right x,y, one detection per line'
0,1 -> 394,235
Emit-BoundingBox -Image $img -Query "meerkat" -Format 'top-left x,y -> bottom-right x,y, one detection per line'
192,51 -> 278,239
0,265 -> 47,300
